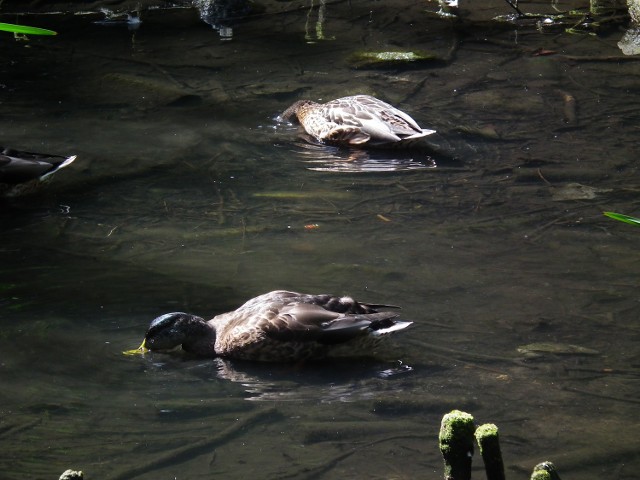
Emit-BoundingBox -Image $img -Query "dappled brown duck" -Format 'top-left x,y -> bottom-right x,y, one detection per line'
127,290 -> 412,362
0,147 -> 76,196
280,95 -> 435,148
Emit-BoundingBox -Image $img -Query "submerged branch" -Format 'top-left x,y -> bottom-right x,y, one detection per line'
0,418 -> 43,439
562,386 -> 640,405
107,407 -> 280,480
279,433 -> 428,480
407,339 -> 536,370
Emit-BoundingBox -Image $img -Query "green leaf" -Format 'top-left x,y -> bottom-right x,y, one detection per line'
603,211 -> 640,226
0,22 -> 57,35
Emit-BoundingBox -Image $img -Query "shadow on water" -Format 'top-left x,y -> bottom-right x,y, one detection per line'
1,0 -> 640,479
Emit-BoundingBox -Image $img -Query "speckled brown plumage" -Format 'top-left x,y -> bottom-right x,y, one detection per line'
280,95 -> 436,148
139,290 -> 412,362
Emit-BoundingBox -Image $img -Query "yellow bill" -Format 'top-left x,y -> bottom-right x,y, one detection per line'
122,339 -> 149,356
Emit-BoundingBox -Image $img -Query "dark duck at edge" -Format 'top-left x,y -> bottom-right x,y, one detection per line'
0,147 -> 76,196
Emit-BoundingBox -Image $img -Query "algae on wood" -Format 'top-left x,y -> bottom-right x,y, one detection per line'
530,461 -> 562,480
439,410 -> 475,480
475,423 -> 506,480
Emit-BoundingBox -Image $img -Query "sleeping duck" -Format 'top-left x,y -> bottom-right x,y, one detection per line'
0,147 -> 76,196
127,290 -> 412,362
280,95 -> 435,148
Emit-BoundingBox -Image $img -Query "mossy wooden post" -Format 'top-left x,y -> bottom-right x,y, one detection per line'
439,410 -> 475,480
530,461 -> 562,480
475,423 -> 505,480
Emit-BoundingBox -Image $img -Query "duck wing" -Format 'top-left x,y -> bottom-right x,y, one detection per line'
235,290 -> 398,314
323,96 -> 433,144
270,291 -> 400,314
357,95 -> 425,132
264,302 -> 402,345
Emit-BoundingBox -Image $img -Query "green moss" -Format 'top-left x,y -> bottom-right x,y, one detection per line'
531,461 -> 561,480
531,471 -> 552,480
439,410 -> 475,451
439,410 -> 475,479
474,423 -> 499,453
440,410 -> 474,433
475,423 -> 505,480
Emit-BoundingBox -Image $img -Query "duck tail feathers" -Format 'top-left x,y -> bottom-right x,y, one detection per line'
371,320 -> 413,336
406,129 -> 436,140
360,302 -> 401,311
40,155 -> 77,180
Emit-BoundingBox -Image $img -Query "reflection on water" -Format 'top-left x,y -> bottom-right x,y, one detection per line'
282,139 -> 437,173
194,0 -> 252,39
215,357 -> 415,402
92,9 -> 142,30
1,0 -> 640,479
270,118 -> 443,172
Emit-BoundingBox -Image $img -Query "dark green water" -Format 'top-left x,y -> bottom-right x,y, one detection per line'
1,1 -> 639,479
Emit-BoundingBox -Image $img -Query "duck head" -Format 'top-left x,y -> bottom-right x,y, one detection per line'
140,312 -> 216,355
280,99 -> 318,124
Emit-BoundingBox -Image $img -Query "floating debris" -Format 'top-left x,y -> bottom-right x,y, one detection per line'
437,0 -> 458,18
347,50 -> 439,69
455,124 -> 501,140
618,27 -> 640,55
253,191 -> 353,200
377,361 -> 413,378
603,211 -> 640,227
0,22 -> 57,36
93,8 -> 141,30
59,470 -> 83,480
551,183 -> 612,201
517,342 -> 600,356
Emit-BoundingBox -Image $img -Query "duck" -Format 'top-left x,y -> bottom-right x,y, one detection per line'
0,147 -> 77,196
280,94 -> 436,148
126,290 -> 412,362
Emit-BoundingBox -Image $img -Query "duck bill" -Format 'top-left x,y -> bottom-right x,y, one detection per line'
122,339 -> 149,356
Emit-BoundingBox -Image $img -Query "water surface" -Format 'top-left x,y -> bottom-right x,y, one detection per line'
1,1 -> 639,479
